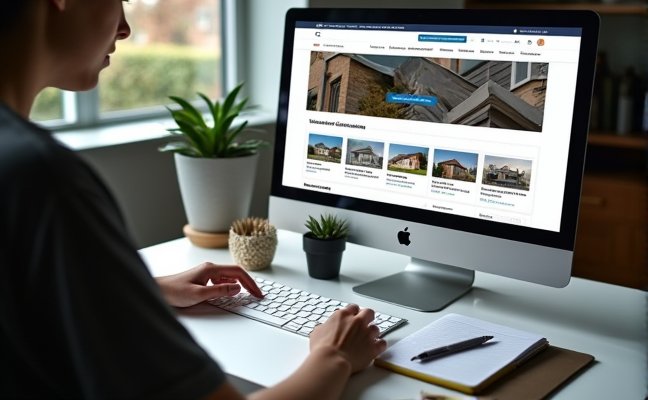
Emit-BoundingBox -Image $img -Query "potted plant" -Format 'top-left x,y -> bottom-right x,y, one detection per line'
303,214 -> 349,279
159,83 -> 267,246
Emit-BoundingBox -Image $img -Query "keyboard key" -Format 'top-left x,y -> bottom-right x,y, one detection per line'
223,305 -> 289,327
284,322 -> 301,332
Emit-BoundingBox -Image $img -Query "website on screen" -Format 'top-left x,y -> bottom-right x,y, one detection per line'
281,22 -> 583,232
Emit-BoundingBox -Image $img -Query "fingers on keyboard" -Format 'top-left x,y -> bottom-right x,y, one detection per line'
213,277 -> 406,337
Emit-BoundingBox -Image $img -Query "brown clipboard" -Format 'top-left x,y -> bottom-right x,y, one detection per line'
477,345 -> 595,400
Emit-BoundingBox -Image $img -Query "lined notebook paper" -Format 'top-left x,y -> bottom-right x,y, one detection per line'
375,313 -> 548,394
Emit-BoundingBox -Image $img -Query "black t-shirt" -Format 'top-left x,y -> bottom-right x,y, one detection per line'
0,104 -> 226,399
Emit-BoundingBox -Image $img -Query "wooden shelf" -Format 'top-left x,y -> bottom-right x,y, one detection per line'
465,2 -> 648,15
587,132 -> 648,149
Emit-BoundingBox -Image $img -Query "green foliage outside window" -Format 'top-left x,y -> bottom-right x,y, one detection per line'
31,88 -> 63,121
100,44 -> 220,112
30,44 -> 220,121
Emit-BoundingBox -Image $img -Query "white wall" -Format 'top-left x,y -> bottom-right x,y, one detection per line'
78,138 -> 184,248
243,0 -> 307,115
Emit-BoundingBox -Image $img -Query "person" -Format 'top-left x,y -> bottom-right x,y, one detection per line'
0,1 -> 387,399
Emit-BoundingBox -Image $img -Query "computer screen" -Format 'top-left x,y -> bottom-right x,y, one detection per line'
270,8 -> 599,311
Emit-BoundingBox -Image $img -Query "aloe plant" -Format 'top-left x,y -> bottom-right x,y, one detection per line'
159,82 -> 267,158
305,214 -> 349,240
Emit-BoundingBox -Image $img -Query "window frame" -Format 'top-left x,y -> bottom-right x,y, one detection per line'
510,61 -> 532,90
42,0 -> 236,132
328,77 -> 342,113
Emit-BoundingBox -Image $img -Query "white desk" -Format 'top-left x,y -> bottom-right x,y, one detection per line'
140,230 -> 647,400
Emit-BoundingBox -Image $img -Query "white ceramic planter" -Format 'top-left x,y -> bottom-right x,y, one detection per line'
175,153 -> 259,233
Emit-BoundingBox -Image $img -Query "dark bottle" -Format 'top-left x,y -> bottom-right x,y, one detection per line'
598,52 -> 618,132
616,67 -> 636,135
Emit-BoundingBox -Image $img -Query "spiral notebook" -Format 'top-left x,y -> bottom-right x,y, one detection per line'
375,313 -> 550,394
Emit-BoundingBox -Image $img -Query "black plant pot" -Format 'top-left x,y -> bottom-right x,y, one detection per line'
303,233 -> 346,280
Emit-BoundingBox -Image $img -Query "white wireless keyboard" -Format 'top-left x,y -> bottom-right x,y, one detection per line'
208,277 -> 407,337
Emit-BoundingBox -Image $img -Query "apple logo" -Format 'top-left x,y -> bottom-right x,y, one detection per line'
397,227 -> 411,246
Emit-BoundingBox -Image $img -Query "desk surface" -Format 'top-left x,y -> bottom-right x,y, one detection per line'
140,230 -> 647,400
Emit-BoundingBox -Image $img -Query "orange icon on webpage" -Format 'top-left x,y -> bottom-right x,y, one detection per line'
537,38 -> 545,46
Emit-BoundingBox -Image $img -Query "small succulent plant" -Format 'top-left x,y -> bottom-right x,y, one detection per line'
305,214 -> 349,240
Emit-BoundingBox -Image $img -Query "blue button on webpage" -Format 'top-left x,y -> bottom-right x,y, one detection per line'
418,34 -> 467,43
386,93 -> 438,106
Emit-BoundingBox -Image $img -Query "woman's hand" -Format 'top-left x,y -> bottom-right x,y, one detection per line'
309,304 -> 387,374
156,262 -> 264,308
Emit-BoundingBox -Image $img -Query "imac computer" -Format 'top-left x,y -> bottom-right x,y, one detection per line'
269,8 -> 599,311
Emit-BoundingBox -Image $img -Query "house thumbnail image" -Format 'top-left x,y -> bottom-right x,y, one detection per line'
307,133 -> 343,163
387,143 -> 428,175
482,155 -> 532,191
432,149 -> 478,182
346,138 -> 384,169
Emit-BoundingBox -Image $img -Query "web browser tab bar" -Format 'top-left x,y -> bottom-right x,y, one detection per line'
296,21 -> 582,36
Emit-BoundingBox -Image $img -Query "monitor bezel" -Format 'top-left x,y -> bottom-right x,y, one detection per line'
271,8 -> 599,251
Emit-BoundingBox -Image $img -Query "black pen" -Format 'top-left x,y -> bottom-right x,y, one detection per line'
411,335 -> 494,362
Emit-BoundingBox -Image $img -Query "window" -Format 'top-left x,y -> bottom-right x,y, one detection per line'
458,60 -> 486,75
328,78 -> 341,113
511,61 -> 531,90
31,0 -> 224,127
31,88 -> 64,122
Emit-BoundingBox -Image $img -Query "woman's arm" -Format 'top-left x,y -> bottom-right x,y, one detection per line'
157,264 -> 386,400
